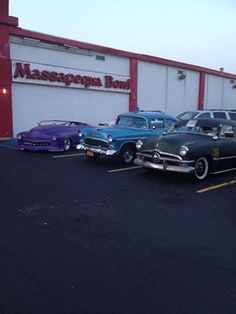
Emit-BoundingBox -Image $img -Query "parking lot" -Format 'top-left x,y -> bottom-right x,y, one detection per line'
0,141 -> 236,314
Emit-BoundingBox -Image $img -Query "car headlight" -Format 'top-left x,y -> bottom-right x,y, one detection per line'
179,145 -> 189,156
17,134 -> 22,140
136,140 -> 143,150
51,135 -> 57,141
107,135 -> 113,142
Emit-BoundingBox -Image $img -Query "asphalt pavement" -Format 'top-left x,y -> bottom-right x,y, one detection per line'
0,144 -> 236,314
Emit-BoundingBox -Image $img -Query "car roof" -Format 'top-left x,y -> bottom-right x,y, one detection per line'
118,111 -> 176,120
176,118 -> 236,127
179,109 -> 236,114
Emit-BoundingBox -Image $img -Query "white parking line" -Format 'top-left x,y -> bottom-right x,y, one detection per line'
0,144 -> 17,150
197,179 -> 236,193
52,153 -> 85,158
108,166 -> 142,173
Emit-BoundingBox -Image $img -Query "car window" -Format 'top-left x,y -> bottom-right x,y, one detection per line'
219,125 -> 235,138
177,112 -> 198,120
197,112 -> 211,118
229,112 -> 236,121
165,119 -> 175,128
116,116 -> 147,129
150,118 -> 164,129
213,112 -> 227,119
201,126 -> 218,136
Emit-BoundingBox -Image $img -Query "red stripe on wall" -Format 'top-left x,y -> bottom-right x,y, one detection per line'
0,25 -> 13,138
129,58 -> 138,112
0,0 -> 9,16
0,0 -> 18,138
198,72 -> 206,110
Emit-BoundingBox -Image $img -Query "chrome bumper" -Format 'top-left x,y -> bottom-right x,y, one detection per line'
76,144 -> 117,156
134,157 -> 195,174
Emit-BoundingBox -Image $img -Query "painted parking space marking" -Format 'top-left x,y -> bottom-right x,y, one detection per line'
0,144 -> 17,150
52,153 -> 85,158
197,180 -> 236,194
108,166 -> 142,173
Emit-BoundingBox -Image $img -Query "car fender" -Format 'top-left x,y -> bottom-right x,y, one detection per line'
119,140 -> 137,152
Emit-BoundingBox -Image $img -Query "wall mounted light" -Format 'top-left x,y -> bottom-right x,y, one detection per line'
177,70 -> 186,80
1,88 -> 7,95
230,79 -> 236,89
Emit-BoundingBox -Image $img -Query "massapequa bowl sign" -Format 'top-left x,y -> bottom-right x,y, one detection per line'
12,62 -> 131,93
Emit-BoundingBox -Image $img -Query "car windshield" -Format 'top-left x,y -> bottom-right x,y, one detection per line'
116,116 -> 148,129
168,120 -> 218,137
39,120 -> 75,126
177,111 -> 199,120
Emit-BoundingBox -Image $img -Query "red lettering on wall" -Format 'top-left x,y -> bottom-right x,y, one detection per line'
31,69 -> 41,80
13,63 -> 130,91
74,75 -> 81,84
41,70 -> 50,80
104,75 -> 130,90
104,75 -> 113,88
14,63 -> 31,79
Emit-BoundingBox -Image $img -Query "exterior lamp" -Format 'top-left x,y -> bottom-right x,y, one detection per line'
230,80 -> 236,89
2,88 -> 7,95
178,70 -> 186,80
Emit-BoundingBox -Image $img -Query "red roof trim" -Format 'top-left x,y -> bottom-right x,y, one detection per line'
10,27 -> 236,80
0,15 -> 18,27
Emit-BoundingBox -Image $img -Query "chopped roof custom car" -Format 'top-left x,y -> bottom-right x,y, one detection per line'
17,120 -> 91,152
134,119 -> 236,180
77,111 -> 176,164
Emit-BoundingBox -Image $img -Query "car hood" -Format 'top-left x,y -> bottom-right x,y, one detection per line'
84,126 -> 154,140
157,133 -> 213,155
22,125 -> 68,138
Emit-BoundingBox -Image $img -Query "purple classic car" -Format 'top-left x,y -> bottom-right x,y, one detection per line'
17,120 -> 91,152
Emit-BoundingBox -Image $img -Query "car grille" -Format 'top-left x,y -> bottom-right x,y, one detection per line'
158,152 -> 180,161
23,141 -> 50,146
138,150 -> 181,164
84,138 -> 109,148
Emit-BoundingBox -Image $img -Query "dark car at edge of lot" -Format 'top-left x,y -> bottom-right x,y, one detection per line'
134,118 -> 236,180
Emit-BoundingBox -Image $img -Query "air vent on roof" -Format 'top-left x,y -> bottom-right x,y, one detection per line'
96,55 -> 105,61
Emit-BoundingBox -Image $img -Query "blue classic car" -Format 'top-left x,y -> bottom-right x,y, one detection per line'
77,111 -> 176,164
17,120 -> 92,152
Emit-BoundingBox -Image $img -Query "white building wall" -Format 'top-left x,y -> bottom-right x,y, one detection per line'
222,78 -> 236,109
137,61 -> 199,116
12,83 -> 127,135
204,75 -> 224,109
10,38 -> 130,135
137,61 -> 167,112
204,74 -> 236,109
10,39 -> 129,76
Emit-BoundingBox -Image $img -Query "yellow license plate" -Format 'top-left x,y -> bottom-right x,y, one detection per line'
86,151 -> 94,157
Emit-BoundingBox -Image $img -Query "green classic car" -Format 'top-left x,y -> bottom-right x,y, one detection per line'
134,118 -> 236,180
